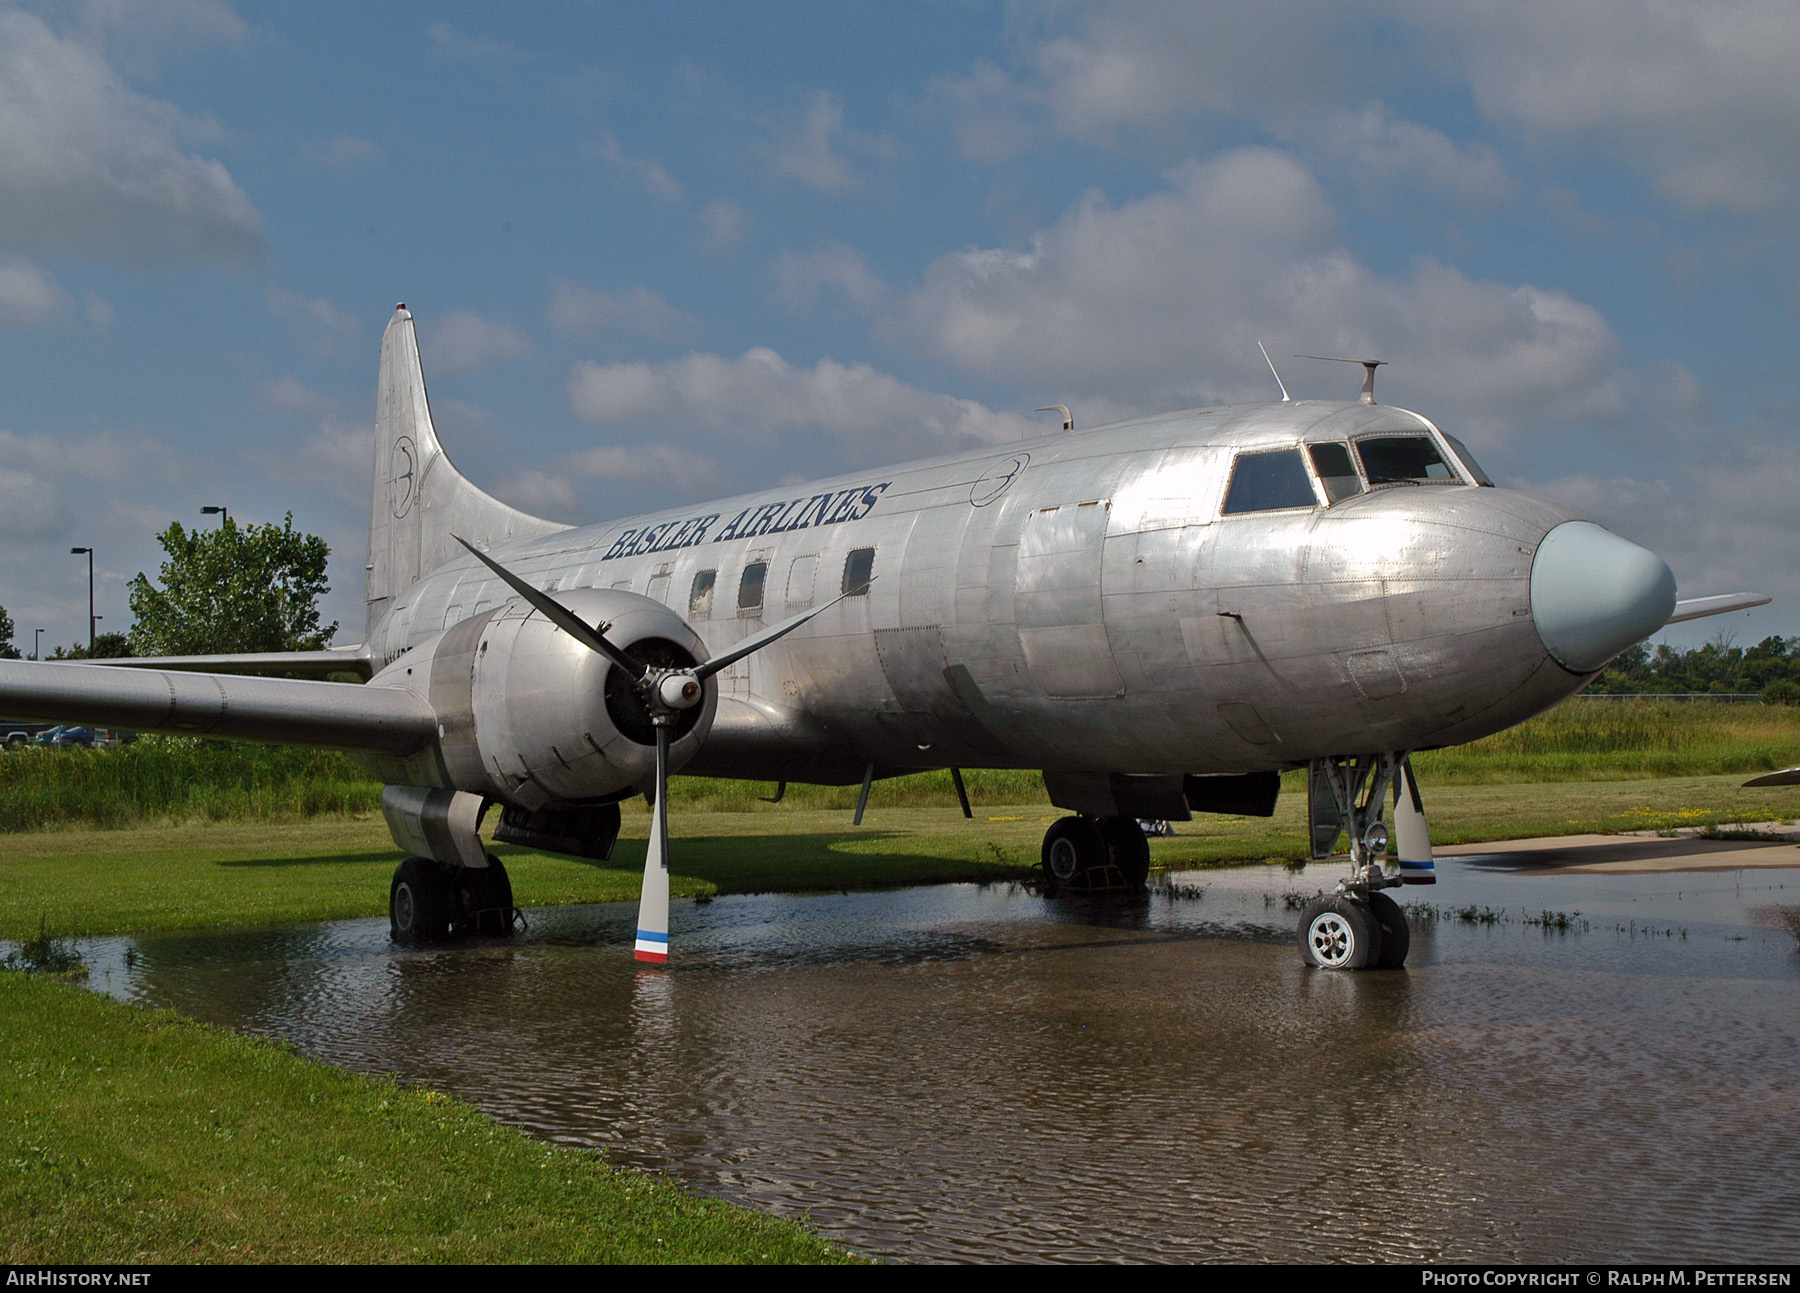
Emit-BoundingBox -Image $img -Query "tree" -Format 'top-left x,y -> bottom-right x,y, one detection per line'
128,514 -> 337,656
0,603 -> 19,659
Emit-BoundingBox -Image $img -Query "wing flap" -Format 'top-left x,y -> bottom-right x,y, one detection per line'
0,660 -> 435,754
92,649 -> 374,680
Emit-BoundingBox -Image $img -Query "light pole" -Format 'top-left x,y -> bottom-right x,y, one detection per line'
33,628 -> 43,661
70,547 -> 93,656
201,505 -> 229,525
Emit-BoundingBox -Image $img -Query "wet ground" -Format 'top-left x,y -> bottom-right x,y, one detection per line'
68,847 -> 1800,1264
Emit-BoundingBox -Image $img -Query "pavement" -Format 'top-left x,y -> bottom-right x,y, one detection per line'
1437,823 -> 1800,874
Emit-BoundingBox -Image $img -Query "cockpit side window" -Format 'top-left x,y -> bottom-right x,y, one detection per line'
1442,432 -> 1495,486
1222,449 -> 1318,514
1308,443 -> 1365,504
1354,436 -> 1457,485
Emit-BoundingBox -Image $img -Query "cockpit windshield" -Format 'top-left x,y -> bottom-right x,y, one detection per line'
1442,432 -> 1494,486
1354,435 -> 1458,485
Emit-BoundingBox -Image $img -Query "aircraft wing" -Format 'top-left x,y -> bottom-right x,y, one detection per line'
1743,768 -> 1800,788
0,659 -> 434,754
1667,593 -> 1771,624
87,649 -> 374,680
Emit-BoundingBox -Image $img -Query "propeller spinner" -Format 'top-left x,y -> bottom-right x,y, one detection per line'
452,534 -> 863,962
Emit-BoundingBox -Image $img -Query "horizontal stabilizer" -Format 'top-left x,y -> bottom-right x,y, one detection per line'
87,649 -> 373,681
1667,592 -> 1771,624
1742,767 -> 1800,788
0,659 -> 435,754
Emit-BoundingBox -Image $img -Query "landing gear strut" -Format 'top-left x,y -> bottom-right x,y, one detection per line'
1041,815 -> 1150,894
390,855 -> 518,943
1296,754 -> 1412,970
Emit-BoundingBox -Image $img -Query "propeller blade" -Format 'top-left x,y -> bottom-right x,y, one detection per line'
693,580 -> 872,681
452,534 -> 646,678
634,724 -> 672,963
1391,755 -> 1434,885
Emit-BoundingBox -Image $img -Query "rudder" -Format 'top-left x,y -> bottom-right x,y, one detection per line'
366,304 -> 568,632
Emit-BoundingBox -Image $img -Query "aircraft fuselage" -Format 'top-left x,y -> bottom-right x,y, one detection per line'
364,398 -> 1592,789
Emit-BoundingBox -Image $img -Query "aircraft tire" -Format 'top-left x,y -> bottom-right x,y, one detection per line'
1297,895 -> 1383,970
1365,890 -> 1410,968
1042,816 -> 1106,895
462,854 -> 517,936
391,857 -> 452,944
1098,816 -> 1151,887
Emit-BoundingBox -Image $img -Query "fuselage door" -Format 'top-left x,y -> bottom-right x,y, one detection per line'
1015,501 -> 1124,699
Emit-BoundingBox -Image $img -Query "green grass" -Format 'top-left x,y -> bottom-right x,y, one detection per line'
0,972 -> 854,1264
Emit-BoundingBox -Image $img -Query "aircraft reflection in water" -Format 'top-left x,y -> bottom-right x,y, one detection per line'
0,308 -> 1766,969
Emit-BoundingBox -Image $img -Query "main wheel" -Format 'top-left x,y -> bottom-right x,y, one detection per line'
1365,890 -> 1410,968
1042,816 -> 1106,895
1297,895 -> 1384,970
460,854 -> 517,935
1098,816 -> 1151,887
391,857 -> 451,943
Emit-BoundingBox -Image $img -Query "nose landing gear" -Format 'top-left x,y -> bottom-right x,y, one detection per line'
1297,754 -> 1416,970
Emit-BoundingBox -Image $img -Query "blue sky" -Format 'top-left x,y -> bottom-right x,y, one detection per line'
0,1 -> 1795,654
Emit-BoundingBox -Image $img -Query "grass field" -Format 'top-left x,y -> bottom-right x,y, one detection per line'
0,972 -> 854,1263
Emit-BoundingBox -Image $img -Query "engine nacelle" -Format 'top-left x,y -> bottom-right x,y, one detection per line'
364,589 -> 717,810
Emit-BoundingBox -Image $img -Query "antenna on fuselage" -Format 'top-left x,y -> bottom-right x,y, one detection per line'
1294,354 -> 1385,404
1258,342 -> 1291,402
1036,404 -> 1074,432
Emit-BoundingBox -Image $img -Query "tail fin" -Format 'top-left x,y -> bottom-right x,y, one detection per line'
366,304 -> 569,629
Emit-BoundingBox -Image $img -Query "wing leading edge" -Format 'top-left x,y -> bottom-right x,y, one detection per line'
0,659 -> 434,755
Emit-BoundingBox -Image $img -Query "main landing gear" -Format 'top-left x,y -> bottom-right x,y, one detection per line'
1296,754 -> 1415,970
1040,815 -> 1151,895
390,855 -> 520,943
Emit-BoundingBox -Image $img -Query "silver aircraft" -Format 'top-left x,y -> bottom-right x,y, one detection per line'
0,306 -> 1768,969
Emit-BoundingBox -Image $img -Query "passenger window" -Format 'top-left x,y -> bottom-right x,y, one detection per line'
738,562 -> 767,612
1222,450 -> 1318,514
1442,432 -> 1494,486
1308,443 -> 1365,504
689,570 -> 716,617
842,547 -> 875,595
1355,436 -> 1456,484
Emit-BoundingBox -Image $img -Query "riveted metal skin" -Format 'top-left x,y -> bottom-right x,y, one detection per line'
357,395 -> 1611,798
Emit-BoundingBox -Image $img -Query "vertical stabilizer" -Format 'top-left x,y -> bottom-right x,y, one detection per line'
366,305 -> 570,631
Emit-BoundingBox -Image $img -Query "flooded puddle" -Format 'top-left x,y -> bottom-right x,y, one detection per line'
67,858 -> 1800,1263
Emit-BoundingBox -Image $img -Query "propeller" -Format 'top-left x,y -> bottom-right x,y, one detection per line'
453,534 -> 866,961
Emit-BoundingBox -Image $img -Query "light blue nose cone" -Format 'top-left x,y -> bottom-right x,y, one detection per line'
1531,521 -> 1676,674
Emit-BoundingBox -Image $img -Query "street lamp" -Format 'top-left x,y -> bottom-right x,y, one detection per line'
201,505 -> 229,525
70,547 -> 94,656
33,628 -> 43,661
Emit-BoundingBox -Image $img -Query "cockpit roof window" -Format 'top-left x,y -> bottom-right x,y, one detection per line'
1442,432 -> 1494,486
1354,435 -> 1458,485
1222,449 -> 1318,514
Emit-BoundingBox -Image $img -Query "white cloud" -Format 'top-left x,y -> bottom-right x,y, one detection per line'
423,311 -> 530,374
1320,106 -> 1511,209
265,284 -> 361,359
0,8 -> 264,266
0,260 -> 75,330
700,198 -> 748,249
591,133 -> 685,203
257,375 -> 336,415
547,282 -> 694,338
1427,0 -> 1800,215
772,244 -> 886,310
768,91 -> 890,192
893,148 -> 1622,437
425,22 -> 529,68
0,465 -> 64,539
565,349 -> 1038,458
